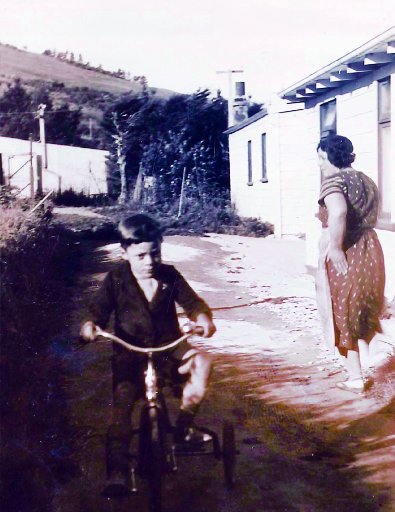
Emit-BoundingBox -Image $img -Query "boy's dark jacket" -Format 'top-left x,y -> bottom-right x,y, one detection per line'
89,261 -> 212,349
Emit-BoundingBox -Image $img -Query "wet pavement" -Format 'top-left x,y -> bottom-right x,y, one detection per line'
53,234 -> 395,512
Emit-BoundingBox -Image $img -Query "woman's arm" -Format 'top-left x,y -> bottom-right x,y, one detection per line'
324,192 -> 348,275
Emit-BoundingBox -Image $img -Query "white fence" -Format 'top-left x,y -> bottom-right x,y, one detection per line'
0,136 -> 109,196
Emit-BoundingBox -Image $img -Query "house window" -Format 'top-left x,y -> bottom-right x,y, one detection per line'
378,77 -> 391,123
247,140 -> 253,185
378,77 -> 391,221
320,100 -> 337,137
260,133 -> 268,182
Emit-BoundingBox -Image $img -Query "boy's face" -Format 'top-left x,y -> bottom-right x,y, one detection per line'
122,241 -> 161,279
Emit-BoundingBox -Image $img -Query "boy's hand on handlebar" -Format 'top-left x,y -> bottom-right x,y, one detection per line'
195,313 -> 216,338
80,321 -> 97,342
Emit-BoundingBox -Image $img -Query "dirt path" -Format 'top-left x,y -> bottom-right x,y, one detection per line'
52,232 -> 395,512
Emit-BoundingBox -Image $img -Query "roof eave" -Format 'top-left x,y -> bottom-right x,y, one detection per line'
279,26 -> 395,102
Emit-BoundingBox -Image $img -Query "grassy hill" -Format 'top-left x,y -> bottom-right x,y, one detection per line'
0,43 -> 181,149
0,43 -> 177,99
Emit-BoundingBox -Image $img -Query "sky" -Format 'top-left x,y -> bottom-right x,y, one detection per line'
2,0 -> 395,103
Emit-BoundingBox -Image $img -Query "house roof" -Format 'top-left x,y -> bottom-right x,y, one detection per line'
224,108 -> 268,134
279,26 -> 395,103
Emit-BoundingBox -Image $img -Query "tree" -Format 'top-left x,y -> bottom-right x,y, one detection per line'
102,90 -> 166,196
111,112 -> 131,204
103,87 -> 230,204
45,103 -> 82,146
0,80 -> 82,146
0,79 -> 35,139
248,101 -> 265,117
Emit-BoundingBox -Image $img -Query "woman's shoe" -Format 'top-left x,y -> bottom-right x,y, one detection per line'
364,376 -> 374,390
336,379 -> 365,394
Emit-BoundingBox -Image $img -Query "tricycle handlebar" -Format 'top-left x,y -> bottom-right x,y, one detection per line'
95,325 -> 203,354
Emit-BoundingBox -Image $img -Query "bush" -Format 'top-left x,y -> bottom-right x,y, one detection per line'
0,203 -> 79,510
54,188 -> 111,207
97,196 -> 273,238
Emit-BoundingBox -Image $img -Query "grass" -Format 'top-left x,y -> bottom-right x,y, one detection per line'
0,43 -> 175,98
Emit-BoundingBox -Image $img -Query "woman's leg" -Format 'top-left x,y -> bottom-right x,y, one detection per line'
336,348 -> 365,391
343,349 -> 363,382
358,339 -> 370,370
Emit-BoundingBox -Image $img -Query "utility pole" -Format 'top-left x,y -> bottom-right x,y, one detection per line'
216,69 -> 244,127
29,134 -> 34,199
37,104 -> 48,168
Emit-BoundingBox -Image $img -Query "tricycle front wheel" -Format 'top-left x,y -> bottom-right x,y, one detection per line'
139,406 -> 164,512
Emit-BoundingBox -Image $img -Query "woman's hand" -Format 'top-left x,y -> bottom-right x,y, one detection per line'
195,313 -> 216,338
327,247 -> 348,275
80,321 -> 97,341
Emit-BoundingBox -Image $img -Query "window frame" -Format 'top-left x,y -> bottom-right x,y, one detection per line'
378,77 -> 391,124
247,140 -> 253,185
320,99 -> 337,138
377,76 -> 393,228
260,133 -> 268,183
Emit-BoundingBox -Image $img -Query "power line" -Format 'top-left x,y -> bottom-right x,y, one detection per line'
0,109 -> 77,117
0,111 -> 36,116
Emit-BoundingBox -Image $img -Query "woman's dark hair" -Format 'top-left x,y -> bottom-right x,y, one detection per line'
317,134 -> 355,168
118,213 -> 163,248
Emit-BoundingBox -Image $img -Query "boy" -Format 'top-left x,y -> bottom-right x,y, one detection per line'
80,213 -> 216,494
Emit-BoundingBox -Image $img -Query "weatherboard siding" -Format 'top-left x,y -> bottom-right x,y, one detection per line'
229,115 -> 280,232
277,108 -> 318,236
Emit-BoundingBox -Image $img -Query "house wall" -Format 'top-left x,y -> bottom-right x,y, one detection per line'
228,70 -> 395,300
277,108 -> 319,236
229,114 -> 281,234
0,136 -> 108,195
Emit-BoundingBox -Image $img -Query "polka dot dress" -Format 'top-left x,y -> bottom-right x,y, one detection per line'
318,169 -> 385,351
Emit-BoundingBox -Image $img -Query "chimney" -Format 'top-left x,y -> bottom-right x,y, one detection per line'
233,82 -> 249,124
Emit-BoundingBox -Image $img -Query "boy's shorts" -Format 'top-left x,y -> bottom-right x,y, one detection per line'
111,340 -> 193,395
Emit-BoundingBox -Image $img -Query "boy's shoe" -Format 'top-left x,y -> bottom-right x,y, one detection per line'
174,426 -> 212,448
101,470 -> 129,498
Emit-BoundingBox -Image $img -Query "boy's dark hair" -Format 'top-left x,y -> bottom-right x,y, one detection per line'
317,134 -> 355,169
118,214 -> 163,248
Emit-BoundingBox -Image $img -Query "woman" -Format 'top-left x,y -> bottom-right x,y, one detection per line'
316,134 -> 385,392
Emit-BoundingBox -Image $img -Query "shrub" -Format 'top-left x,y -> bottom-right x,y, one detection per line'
0,203 -> 79,510
96,196 -> 273,238
54,188 -> 111,207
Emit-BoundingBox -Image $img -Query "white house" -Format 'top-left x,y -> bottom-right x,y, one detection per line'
0,136 -> 109,196
227,27 -> 395,300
